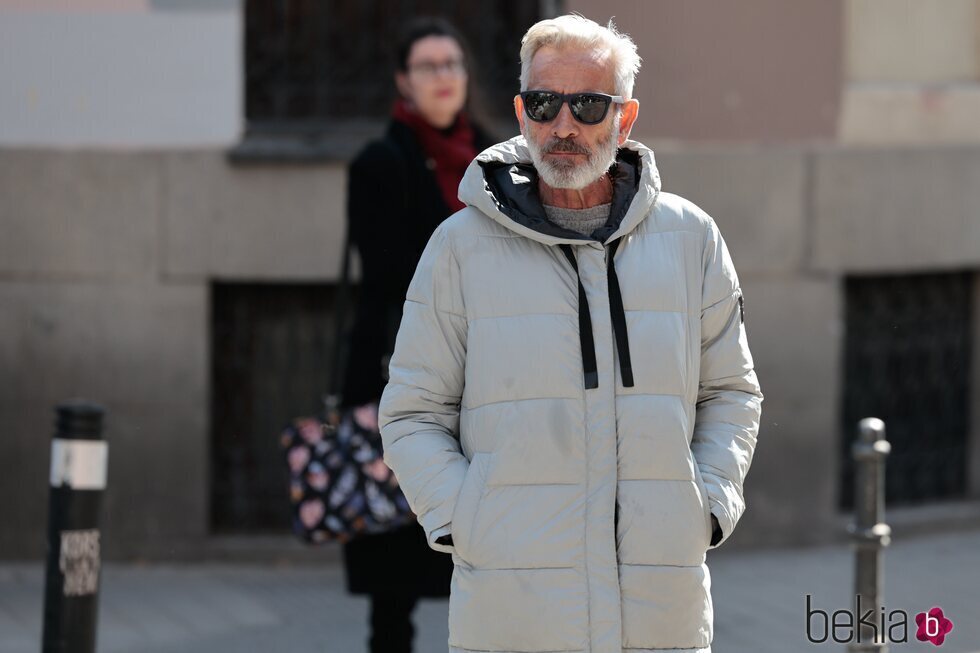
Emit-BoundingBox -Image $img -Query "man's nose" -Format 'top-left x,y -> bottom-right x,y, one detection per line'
551,103 -> 579,139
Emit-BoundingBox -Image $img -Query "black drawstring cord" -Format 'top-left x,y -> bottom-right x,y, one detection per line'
559,239 -> 635,390
606,238 -> 635,387
559,244 -> 599,389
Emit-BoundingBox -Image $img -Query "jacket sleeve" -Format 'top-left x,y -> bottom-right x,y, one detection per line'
377,222 -> 469,555
692,214 -> 764,550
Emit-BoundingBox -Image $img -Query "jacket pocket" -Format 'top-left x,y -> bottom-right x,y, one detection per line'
692,459 -> 713,546
450,452 -> 491,566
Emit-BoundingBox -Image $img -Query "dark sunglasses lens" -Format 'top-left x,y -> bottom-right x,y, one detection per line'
570,94 -> 610,124
524,92 -> 562,121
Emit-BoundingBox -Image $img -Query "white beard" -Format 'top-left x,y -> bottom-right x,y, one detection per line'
524,113 -> 621,190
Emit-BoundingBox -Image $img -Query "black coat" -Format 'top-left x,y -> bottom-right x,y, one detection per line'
340,117 -> 496,597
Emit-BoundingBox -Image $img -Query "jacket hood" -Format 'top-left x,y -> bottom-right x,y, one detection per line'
457,134 -> 662,245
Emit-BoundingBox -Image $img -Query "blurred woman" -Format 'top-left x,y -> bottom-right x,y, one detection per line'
339,17 -> 496,653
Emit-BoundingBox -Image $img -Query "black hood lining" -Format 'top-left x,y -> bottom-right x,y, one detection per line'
478,147 -> 642,242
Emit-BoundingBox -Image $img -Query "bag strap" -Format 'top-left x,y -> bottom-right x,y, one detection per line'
326,134 -> 409,413
376,136 -> 411,372
325,224 -> 353,414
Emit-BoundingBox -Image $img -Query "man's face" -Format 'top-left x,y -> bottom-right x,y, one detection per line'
515,45 -> 637,190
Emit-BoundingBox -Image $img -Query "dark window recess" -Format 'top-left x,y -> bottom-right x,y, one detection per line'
211,282 -> 349,533
839,271 -> 973,510
237,1 -> 542,160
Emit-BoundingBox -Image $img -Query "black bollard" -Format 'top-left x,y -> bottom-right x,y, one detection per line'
41,401 -> 108,653
847,417 -> 891,652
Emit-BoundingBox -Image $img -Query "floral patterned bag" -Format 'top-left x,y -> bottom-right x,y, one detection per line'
279,229 -> 416,544
279,399 -> 416,544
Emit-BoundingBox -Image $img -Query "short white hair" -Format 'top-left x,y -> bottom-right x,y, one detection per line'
519,13 -> 642,98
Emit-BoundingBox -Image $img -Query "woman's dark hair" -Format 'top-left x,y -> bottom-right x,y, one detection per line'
395,16 -> 471,73
392,16 -> 495,135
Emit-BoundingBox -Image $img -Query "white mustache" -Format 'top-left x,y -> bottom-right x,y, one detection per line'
545,139 -> 591,155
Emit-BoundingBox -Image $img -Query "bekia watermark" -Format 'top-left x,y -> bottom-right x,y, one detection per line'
806,595 -> 954,646
914,607 -> 954,647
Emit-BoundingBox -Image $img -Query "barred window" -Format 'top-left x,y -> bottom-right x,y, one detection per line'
233,1 -> 544,161
839,271 -> 973,509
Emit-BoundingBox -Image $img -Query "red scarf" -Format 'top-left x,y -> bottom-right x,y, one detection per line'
392,97 -> 477,212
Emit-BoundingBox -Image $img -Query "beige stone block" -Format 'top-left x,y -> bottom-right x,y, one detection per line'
0,149 -> 162,280
162,152 -> 349,281
656,147 -> 808,274
811,146 -> 980,272
0,280 -> 208,557
727,274 -> 844,548
977,0 -> 980,76
846,0 -> 978,82
0,279 -> 206,404
839,83 -> 980,145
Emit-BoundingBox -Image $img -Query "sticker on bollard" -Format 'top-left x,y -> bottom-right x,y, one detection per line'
50,439 -> 108,490
59,529 -> 101,597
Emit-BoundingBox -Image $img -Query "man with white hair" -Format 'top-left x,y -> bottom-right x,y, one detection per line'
378,13 -> 763,653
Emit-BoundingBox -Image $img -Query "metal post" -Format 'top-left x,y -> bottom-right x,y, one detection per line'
41,401 -> 108,653
847,417 -> 891,652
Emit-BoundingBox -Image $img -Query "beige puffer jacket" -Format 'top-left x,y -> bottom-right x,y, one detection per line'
378,135 -> 763,653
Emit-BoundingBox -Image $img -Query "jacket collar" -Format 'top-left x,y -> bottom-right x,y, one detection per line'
458,134 -> 662,245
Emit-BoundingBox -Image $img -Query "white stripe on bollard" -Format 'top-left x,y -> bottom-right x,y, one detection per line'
49,439 -> 108,490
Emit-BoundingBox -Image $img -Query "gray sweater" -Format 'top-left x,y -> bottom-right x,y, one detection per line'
543,202 -> 611,237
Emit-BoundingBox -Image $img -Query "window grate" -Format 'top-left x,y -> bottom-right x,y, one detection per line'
211,282 -> 347,532
244,1 -> 542,128
839,271 -> 973,510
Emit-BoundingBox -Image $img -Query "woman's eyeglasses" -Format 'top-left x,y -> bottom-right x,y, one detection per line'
520,90 -> 625,125
408,59 -> 466,78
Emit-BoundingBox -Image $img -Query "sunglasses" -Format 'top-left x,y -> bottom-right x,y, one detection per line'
520,90 -> 625,125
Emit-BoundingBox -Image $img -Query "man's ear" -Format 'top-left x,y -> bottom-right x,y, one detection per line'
514,95 -> 526,132
617,98 -> 640,145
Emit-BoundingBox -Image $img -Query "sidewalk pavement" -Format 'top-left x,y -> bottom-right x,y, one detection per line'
2,527 -> 978,653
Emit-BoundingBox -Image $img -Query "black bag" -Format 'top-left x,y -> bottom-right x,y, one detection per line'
279,227 -> 416,544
